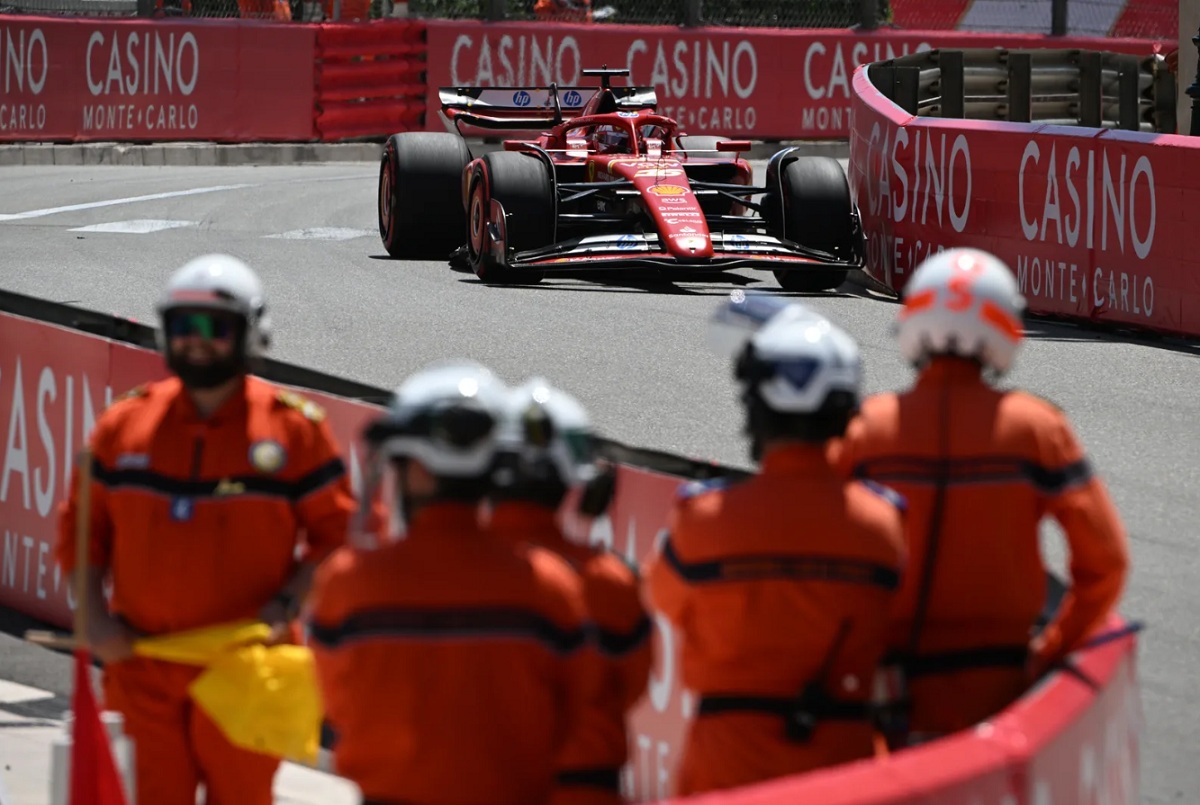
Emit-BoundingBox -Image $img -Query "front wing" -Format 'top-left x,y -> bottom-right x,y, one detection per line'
505,231 -> 864,274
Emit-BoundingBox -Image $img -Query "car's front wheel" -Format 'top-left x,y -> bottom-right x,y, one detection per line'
466,151 -> 555,284
765,156 -> 855,293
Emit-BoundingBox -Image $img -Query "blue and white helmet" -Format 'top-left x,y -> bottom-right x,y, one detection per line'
364,360 -> 510,478
710,292 -> 862,414
497,377 -> 599,490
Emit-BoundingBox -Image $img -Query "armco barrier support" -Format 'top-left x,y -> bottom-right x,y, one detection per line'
313,20 -> 428,141
424,20 -> 1167,141
0,17 -> 317,143
848,49 -> 1200,338
0,292 -> 1140,803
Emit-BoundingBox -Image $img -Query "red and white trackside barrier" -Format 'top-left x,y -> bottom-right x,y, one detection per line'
847,61 -> 1200,338
0,16 -> 1166,144
423,21 -> 1166,141
0,300 -> 1140,802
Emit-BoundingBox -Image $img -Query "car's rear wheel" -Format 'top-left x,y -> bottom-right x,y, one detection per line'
378,132 -> 471,260
766,156 -> 854,293
466,151 -> 555,284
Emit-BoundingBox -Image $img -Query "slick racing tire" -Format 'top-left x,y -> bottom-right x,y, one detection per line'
466,151 -> 554,285
378,132 -> 471,260
767,156 -> 855,293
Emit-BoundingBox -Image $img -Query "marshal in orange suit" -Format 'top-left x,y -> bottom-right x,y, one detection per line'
306,361 -> 608,805
836,248 -> 1130,742
56,255 -> 355,805
646,300 -> 906,796
488,376 -> 654,805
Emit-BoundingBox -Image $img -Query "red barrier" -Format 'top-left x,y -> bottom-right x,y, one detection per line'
424,21 -> 1166,141
313,20 -> 428,141
0,17 -> 316,142
0,303 -> 1141,803
848,64 -> 1200,337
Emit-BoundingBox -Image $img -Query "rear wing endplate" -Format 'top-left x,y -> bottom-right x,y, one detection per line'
438,85 -> 659,130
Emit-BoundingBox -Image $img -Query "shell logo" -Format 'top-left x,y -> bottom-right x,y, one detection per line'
648,185 -> 689,196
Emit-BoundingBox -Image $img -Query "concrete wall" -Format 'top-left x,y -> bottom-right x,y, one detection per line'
1180,0 -> 1199,134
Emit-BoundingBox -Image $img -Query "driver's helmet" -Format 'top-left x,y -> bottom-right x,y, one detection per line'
593,125 -> 630,154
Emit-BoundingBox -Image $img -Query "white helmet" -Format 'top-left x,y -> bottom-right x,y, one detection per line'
156,253 -> 271,356
497,377 -> 599,492
895,248 -> 1026,375
710,293 -> 862,414
364,360 -> 509,479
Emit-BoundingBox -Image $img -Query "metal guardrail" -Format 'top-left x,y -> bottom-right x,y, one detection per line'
869,48 -> 1177,134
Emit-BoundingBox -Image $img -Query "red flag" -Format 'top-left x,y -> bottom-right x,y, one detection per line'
69,648 -> 129,805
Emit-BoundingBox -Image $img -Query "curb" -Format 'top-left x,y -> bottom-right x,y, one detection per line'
0,139 -> 849,167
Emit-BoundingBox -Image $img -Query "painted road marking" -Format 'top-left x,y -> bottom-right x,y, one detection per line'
0,680 -> 54,706
69,219 -> 198,234
0,184 -> 255,222
265,227 -> 375,241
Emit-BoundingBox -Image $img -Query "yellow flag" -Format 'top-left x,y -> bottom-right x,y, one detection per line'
133,620 -> 323,765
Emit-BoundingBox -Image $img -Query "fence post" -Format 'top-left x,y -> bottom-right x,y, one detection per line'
1118,55 -> 1140,130
136,0 -> 155,15
895,65 -> 920,115
1189,25 -> 1200,135
681,0 -> 702,27
940,50 -> 964,118
1078,51 -> 1102,127
1007,52 -> 1032,123
1051,0 -> 1067,35
858,0 -> 879,31
484,0 -> 506,21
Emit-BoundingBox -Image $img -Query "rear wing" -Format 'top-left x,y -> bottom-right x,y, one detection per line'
438,85 -> 659,130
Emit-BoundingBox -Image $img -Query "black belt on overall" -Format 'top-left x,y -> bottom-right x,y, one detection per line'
893,644 -> 1029,679
698,688 -> 873,743
557,767 -> 622,791
698,694 -> 872,720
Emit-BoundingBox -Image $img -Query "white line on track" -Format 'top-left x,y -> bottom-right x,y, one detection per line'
265,227 -> 375,241
69,219 -> 198,234
0,184 -> 256,222
0,680 -> 54,706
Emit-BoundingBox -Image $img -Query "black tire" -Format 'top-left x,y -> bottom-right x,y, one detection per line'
767,156 -> 854,293
378,132 -> 471,260
466,151 -> 554,284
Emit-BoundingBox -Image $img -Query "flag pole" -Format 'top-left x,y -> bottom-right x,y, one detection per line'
25,449 -> 91,651
72,448 -> 91,644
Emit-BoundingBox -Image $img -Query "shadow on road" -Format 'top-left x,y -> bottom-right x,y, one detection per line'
1021,318 -> 1200,358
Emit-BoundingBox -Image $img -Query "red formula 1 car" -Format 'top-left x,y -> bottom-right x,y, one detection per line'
376,67 -> 865,291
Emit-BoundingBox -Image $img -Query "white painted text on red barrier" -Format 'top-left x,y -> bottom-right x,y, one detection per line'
803,40 -> 932,101
1018,142 -> 1156,260
625,38 -> 757,101
2,27 -> 48,95
85,30 -> 200,97
449,34 -> 581,87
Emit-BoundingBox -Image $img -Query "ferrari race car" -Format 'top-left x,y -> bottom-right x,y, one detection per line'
376,67 -> 866,291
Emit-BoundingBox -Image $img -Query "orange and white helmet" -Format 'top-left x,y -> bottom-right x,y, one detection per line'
895,248 -> 1026,375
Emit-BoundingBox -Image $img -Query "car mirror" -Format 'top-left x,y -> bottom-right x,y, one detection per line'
717,140 -> 753,153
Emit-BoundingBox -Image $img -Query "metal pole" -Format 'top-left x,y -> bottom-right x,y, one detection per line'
681,0 -> 702,27
484,0 -> 506,21
1189,25 -> 1200,135
1051,0 -> 1067,36
859,0 -> 879,31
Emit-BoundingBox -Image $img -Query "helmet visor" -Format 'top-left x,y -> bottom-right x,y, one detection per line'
165,310 -> 240,341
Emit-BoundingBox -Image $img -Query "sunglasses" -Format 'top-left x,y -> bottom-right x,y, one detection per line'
166,312 -> 238,340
